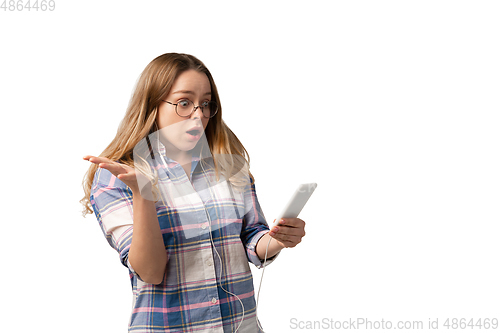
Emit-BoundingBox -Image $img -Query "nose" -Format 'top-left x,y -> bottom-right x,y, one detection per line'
191,105 -> 205,119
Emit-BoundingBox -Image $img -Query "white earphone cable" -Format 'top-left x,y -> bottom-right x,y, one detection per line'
255,236 -> 272,332
156,136 -> 270,333
199,159 -> 246,333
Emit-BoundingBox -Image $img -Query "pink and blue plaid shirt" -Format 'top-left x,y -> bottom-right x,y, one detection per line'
90,143 -> 275,332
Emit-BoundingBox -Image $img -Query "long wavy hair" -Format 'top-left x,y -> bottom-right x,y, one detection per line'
81,53 -> 252,216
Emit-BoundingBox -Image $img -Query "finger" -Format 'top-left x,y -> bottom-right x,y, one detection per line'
270,225 -> 305,239
83,155 -> 101,163
277,218 -> 306,228
271,225 -> 305,237
84,156 -> 115,165
116,172 -> 139,183
100,162 -> 131,176
269,232 -> 302,248
85,155 -> 130,176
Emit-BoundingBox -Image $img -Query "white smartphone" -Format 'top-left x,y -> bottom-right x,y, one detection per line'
271,183 -> 317,227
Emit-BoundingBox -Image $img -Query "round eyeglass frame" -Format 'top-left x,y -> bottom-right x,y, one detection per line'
162,99 -> 218,119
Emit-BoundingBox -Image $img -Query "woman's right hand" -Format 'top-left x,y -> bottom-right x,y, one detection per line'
83,155 -> 151,197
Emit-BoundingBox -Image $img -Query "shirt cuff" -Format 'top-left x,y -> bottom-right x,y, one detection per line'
247,230 -> 280,268
126,258 -> 145,282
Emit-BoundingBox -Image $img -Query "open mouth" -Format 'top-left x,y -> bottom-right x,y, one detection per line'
186,127 -> 203,140
187,129 -> 201,136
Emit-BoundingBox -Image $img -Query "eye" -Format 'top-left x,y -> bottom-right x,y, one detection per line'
177,99 -> 192,108
201,101 -> 210,108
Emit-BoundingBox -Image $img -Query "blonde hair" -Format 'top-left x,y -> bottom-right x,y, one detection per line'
80,53 -> 253,216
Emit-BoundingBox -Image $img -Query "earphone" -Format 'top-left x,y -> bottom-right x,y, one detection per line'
198,158 -> 272,333
153,134 -> 271,333
202,195 -> 246,332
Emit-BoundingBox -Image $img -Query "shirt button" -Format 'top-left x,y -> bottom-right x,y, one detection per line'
207,260 -> 212,266
201,223 -> 207,230
211,297 -> 217,304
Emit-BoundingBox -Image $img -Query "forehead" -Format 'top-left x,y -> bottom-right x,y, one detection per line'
169,69 -> 211,94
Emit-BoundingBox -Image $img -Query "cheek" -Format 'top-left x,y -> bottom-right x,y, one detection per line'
202,118 -> 210,130
157,110 -> 183,129
157,121 -> 185,147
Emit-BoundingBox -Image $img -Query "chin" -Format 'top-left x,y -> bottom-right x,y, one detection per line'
177,141 -> 199,152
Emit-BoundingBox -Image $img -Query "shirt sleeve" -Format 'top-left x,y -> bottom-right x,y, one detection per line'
240,179 -> 279,268
90,168 -> 142,279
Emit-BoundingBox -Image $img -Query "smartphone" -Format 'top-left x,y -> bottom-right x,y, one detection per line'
271,183 -> 317,227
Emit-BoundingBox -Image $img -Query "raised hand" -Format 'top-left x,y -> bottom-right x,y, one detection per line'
83,155 -> 152,198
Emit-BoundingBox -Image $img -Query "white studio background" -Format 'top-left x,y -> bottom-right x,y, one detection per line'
1,1 -> 499,332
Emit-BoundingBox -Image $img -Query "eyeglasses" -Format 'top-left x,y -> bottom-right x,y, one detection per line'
162,99 -> 218,119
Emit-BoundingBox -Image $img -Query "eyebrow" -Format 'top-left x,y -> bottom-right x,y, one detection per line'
172,90 -> 212,96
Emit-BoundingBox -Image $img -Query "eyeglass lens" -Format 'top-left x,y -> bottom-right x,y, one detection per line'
176,100 -> 217,118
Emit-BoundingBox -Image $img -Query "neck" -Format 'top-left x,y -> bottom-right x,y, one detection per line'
166,148 -> 192,166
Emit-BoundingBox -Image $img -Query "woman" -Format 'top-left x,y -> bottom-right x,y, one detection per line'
81,53 -> 306,332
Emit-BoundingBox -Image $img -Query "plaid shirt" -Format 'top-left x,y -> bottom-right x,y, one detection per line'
90,142 -> 275,332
